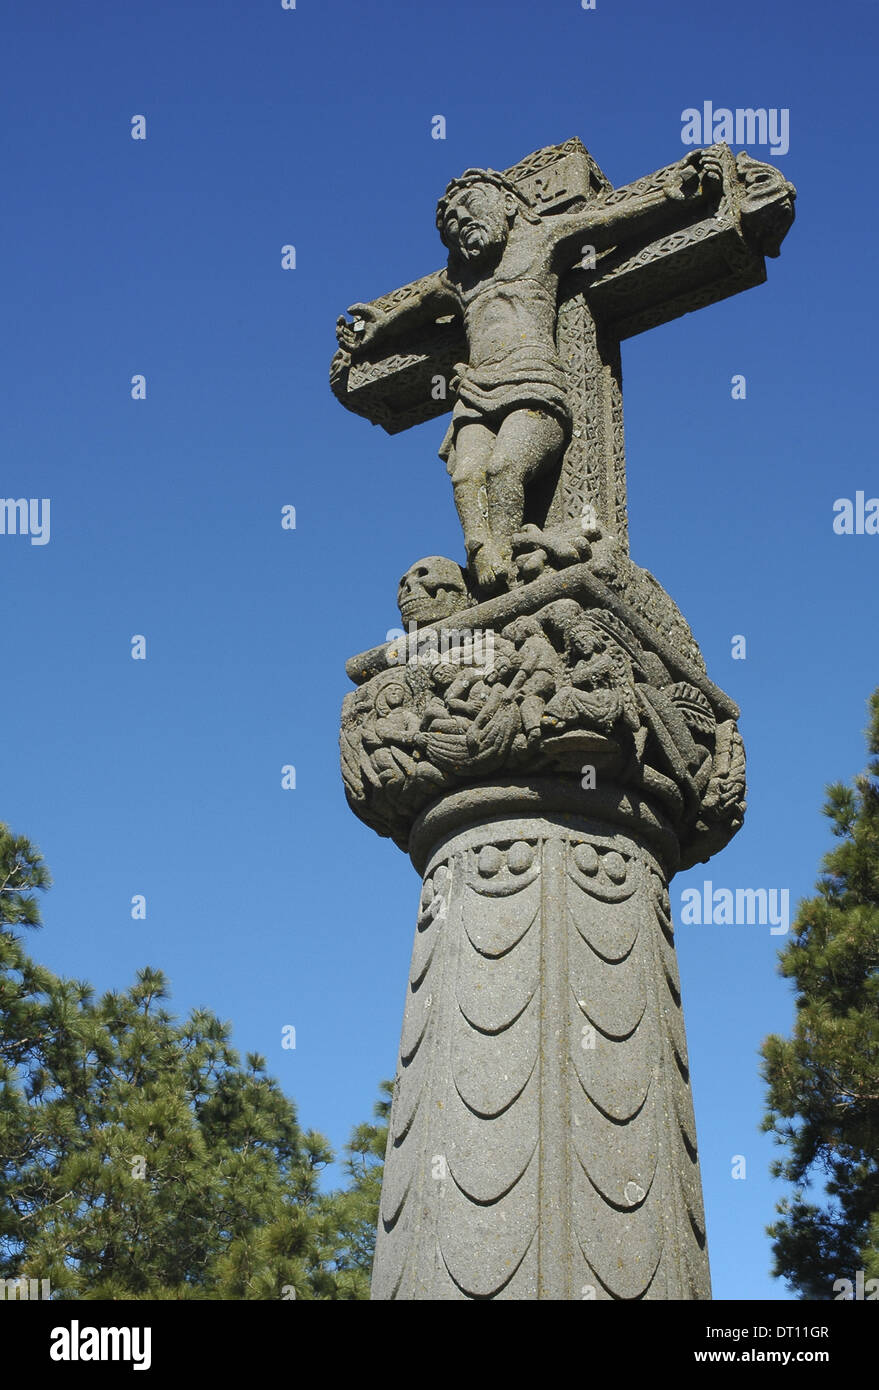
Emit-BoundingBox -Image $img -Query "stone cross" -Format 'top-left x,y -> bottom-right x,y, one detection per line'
333,138 -> 794,566
333,137 -> 795,1301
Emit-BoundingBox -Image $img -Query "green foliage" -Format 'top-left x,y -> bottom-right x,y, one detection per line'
0,823 -> 385,1300
331,1080 -> 391,1296
760,693 -> 879,1298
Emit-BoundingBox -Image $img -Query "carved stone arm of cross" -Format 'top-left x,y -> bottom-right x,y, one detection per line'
329,140 -> 795,441
336,268 -> 458,357
549,148 -> 724,268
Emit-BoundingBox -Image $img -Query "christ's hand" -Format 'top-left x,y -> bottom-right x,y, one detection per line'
336,303 -> 384,354
665,149 -> 724,201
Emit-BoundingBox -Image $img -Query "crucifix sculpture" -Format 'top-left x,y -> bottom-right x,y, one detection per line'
333,138 -> 795,1300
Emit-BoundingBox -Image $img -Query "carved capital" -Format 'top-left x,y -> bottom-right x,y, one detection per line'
340,545 -> 745,871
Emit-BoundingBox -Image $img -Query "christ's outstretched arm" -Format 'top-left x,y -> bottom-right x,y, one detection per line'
548,148 -> 724,267
336,270 -> 458,355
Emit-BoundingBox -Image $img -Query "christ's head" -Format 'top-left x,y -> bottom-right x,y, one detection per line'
436,169 -> 538,263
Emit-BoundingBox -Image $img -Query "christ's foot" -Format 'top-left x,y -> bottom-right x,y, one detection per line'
470,539 -> 511,595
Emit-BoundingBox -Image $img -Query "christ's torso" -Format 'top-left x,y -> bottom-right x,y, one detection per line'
447,225 -> 560,370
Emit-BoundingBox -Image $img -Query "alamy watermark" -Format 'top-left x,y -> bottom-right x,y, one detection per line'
833,1270 -> 879,1300
680,881 -> 790,934
386,623 -> 495,671
681,102 -> 790,157
0,497 -> 51,545
832,491 -> 879,535
50,1321 -> 151,1370
2,1276 -> 52,1300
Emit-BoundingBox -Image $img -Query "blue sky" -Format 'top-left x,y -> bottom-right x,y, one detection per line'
2,0 -> 877,1300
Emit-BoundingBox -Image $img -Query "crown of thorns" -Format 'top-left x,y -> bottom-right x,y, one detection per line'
435,168 -> 540,236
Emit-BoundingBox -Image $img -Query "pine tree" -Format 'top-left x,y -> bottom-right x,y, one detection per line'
0,823 -> 377,1300
329,1080 -> 391,1296
760,691 -> 879,1299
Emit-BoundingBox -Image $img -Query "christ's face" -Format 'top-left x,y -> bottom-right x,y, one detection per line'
442,185 -> 509,262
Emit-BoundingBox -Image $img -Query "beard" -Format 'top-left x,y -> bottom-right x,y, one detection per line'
457,220 -> 505,262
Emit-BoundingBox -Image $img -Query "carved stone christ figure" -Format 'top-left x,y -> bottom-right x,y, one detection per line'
336,151 -> 722,593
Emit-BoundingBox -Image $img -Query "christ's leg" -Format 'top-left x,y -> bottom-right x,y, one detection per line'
486,408 -> 566,570
446,422 -> 501,590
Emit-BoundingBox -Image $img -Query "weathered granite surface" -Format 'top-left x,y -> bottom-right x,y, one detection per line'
333,138 -> 794,1299
333,138 -> 795,573
342,521 -> 744,876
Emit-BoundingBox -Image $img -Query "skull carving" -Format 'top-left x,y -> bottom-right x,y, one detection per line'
397,556 -> 470,627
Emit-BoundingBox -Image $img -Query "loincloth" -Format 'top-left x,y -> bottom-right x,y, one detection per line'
439,348 -> 572,463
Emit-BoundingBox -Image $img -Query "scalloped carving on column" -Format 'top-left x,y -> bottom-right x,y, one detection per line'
372,817 -> 709,1300
567,833 -> 709,1299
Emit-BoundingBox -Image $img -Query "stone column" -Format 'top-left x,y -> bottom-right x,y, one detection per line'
340,535 -> 746,1301
371,783 -> 709,1301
